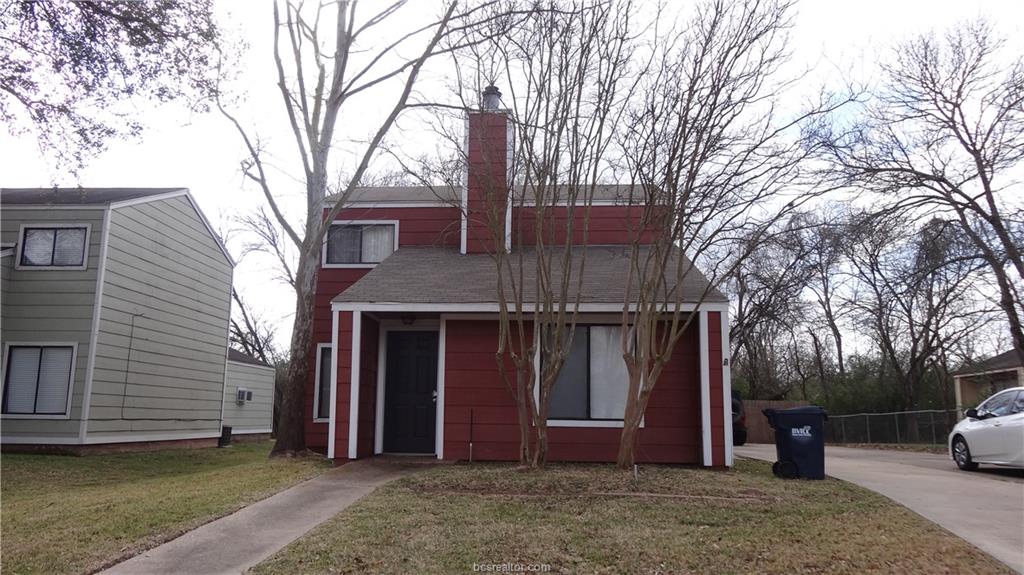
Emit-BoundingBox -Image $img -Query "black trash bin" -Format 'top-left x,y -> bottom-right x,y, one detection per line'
763,406 -> 828,480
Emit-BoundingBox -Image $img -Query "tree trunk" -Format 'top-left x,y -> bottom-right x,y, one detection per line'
270,246 -> 320,456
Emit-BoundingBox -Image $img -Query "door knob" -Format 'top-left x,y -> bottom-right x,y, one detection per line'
432,390 -> 438,403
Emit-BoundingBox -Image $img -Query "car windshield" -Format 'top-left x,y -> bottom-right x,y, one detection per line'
979,390 -> 1019,417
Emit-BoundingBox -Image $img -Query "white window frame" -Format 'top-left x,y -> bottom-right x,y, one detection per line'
533,323 -> 642,429
321,220 -> 399,269
313,343 -> 332,422
1,342 -> 78,419
14,223 -> 92,271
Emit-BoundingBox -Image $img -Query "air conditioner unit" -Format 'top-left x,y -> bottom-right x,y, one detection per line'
236,388 -> 253,404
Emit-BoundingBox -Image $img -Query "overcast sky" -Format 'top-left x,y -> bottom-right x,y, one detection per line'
1,0 -> 1021,350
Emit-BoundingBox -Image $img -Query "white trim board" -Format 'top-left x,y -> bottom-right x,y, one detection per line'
721,310 -> 733,467
699,311 -> 712,466
79,206 -> 112,439
332,301 -> 731,314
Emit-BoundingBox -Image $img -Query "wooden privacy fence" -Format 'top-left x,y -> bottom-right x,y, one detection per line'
742,399 -> 809,444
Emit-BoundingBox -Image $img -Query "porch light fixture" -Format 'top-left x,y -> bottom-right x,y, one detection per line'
401,314 -> 416,325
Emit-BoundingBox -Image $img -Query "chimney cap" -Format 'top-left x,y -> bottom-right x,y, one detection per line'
482,84 -> 502,111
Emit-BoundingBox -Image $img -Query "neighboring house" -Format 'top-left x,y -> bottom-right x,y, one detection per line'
307,89 -> 733,467
953,350 -> 1024,418
223,349 -> 276,438
1,188 -> 235,451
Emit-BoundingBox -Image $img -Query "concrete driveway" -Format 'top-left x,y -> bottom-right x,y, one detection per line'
736,444 -> 1024,574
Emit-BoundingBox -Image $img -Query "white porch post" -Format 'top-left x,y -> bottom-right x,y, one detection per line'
436,318 -> 447,459
327,309 -> 340,459
348,310 -> 362,459
699,310 -> 712,466
721,311 -> 733,467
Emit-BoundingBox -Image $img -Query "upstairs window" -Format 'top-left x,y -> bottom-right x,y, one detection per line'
324,222 -> 396,266
548,325 -> 630,421
19,225 -> 88,268
2,345 -> 75,416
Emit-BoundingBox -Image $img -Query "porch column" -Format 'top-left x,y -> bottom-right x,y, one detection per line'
721,311 -> 733,467
348,310 -> 362,459
699,310 -> 712,466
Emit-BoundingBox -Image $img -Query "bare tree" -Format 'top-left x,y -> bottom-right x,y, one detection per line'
1,0 -> 223,169
613,0 -> 848,467
230,288 -> 282,366
438,0 -> 637,467
218,0 -> 515,456
842,212 -> 995,413
809,19 -> 1024,362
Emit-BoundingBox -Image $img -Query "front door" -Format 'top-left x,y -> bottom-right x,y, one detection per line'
383,331 -> 438,454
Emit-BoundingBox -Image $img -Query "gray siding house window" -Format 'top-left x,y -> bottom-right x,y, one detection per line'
325,223 -> 395,265
549,326 -> 629,421
2,345 -> 75,415
19,226 -> 88,267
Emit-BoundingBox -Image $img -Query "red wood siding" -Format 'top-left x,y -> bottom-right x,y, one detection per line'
331,206 -> 461,247
513,205 -> 658,246
442,319 -> 702,463
356,317 -> 379,458
708,311 -> 726,467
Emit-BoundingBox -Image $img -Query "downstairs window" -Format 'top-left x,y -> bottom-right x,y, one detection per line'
548,326 -> 630,421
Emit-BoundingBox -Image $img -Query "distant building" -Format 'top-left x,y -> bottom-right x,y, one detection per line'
953,350 -> 1024,417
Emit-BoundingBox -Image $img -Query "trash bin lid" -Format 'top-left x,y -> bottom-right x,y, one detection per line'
763,405 -> 828,425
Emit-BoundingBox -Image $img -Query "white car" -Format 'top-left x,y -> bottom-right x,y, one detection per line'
949,386 -> 1024,470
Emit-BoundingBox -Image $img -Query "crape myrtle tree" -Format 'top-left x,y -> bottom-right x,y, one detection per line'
410,0 -> 638,467
488,0 -> 637,468
219,0 -> 526,456
808,19 -> 1024,363
613,0 -> 848,468
0,0 -> 221,169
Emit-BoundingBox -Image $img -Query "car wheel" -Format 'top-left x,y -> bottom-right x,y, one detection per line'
952,436 -> 978,471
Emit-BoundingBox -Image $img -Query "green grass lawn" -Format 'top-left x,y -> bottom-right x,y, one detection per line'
253,459 -> 1010,575
1,441 -> 328,575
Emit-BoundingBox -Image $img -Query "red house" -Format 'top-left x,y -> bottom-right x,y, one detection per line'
306,91 -> 733,468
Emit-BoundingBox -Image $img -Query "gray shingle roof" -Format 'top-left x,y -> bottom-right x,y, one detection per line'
228,349 -> 274,368
952,350 -> 1023,376
1,187 -> 186,206
332,246 -> 726,305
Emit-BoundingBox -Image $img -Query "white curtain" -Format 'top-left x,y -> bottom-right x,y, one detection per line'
361,225 -> 394,263
21,228 -> 54,265
53,228 -> 86,266
589,326 -> 629,419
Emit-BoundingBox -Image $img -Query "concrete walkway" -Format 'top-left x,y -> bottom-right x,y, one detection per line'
102,458 -> 423,575
736,444 -> 1024,574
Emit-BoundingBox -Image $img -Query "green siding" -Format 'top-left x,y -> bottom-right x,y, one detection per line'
89,196 -> 232,440
0,208 -> 104,439
223,360 -> 275,433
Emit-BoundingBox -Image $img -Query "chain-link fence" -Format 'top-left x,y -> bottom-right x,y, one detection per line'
826,409 -> 961,446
